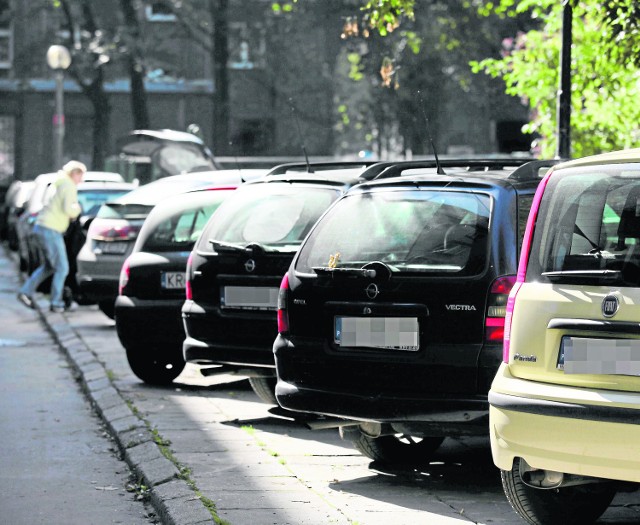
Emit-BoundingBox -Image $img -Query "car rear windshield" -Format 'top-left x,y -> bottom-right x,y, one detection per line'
295,188 -> 491,275
96,202 -> 154,221
198,183 -> 340,252
528,163 -> 640,285
78,189 -> 131,216
142,192 -> 230,252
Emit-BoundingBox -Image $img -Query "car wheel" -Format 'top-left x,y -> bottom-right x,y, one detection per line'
125,346 -> 186,385
352,433 -> 444,465
98,299 -> 115,319
248,377 -> 278,404
501,458 -> 616,525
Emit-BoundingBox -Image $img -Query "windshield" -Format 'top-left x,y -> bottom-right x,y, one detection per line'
198,184 -> 339,251
528,163 -> 640,285
77,189 -> 131,216
295,189 -> 491,275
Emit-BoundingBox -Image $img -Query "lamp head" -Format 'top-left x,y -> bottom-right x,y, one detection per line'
46,45 -> 72,70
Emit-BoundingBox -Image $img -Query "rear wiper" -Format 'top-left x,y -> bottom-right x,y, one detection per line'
542,269 -> 622,281
208,239 -> 245,253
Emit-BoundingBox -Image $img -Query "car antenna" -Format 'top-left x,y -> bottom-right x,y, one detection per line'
229,141 -> 246,183
289,98 -> 313,173
417,90 -> 446,175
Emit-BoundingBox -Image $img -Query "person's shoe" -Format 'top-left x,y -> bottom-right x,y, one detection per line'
17,293 -> 35,309
50,305 -> 65,313
65,301 -> 79,312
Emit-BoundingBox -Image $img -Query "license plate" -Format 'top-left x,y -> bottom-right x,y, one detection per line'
559,336 -> 640,375
161,272 -> 186,290
335,317 -> 419,351
221,286 -> 279,311
95,241 -> 128,255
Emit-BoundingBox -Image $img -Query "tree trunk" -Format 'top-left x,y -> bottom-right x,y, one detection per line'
211,0 -> 229,156
119,0 -> 150,129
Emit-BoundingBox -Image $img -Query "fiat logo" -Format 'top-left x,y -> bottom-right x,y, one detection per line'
602,295 -> 619,318
365,283 -> 379,300
244,259 -> 256,273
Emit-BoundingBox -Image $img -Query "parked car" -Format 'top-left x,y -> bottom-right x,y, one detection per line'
114,128 -> 220,184
182,161 -> 413,403
4,180 -> 35,251
17,172 -> 129,274
273,159 -> 557,465
489,149 -> 640,525
115,186 -> 237,385
77,169 -> 267,319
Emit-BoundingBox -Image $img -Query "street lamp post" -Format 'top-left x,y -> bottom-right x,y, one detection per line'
46,45 -> 72,170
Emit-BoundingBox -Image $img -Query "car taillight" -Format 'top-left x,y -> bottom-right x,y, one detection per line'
485,275 -> 516,343
503,281 -> 522,362
277,273 -> 290,334
502,167 -> 554,362
185,252 -> 194,300
118,257 -> 131,296
88,218 -> 140,241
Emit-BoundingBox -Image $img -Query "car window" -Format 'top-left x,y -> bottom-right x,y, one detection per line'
528,164 -> 640,285
143,202 -> 222,252
295,189 -> 491,275
517,194 -> 534,255
77,189 -> 131,216
198,184 -> 339,251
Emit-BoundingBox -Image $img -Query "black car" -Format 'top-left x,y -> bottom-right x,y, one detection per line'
273,159 -> 557,465
77,169 -> 266,319
115,186 -> 237,385
182,162 -> 386,403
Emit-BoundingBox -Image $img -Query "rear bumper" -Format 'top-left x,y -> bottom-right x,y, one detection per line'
275,378 -> 488,434
77,276 -> 119,303
489,363 -> 640,483
115,295 -> 185,349
182,299 -> 277,367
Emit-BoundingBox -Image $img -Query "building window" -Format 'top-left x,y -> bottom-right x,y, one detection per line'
0,116 -> 15,178
145,1 -> 176,22
228,22 -> 266,70
0,0 -> 12,69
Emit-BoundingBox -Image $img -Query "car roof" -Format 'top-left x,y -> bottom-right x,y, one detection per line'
77,181 -> 136,192
110,169 -> 267,206
553,148 -> 640,170
246,162 -> 380,189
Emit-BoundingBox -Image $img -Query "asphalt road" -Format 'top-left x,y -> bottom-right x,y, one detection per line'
2,243 -> 640,525
0,252 -> 156,524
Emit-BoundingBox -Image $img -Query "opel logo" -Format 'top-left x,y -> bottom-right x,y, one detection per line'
244,259 -> 256,273
602,294 -> 619,318
365,283 -> 379,300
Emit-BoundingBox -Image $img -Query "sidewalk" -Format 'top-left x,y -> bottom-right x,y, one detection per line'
6,246 -> 216,525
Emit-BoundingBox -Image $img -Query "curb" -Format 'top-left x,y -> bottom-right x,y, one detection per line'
34,299 -> 217,525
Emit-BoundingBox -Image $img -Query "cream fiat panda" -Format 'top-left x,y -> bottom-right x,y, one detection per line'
490,148 -> 640,525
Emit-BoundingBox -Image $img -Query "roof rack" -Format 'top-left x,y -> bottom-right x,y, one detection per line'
266,161 -> 379,176
364,158 -> 533,181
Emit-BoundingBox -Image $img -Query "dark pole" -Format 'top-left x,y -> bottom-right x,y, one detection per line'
556,2 -> 572,159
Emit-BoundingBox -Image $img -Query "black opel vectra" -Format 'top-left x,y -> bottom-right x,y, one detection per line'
273,159 -> 557,465
182,162 -> 388,403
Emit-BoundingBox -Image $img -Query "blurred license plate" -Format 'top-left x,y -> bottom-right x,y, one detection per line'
95,241 -> 128,255
161,272 -> 185,290
335,317 -> 419,351
221,286 -> 279,311
559,336 -> 640,375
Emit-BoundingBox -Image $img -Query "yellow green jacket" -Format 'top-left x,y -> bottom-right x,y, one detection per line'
37,175 -> 81,233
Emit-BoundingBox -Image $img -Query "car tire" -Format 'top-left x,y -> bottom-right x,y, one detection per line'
125,346 -> 186,385
352,433 -> 444,465
98,299 -> 116,319
501,458 -> 617,525
248,377 -> 278,404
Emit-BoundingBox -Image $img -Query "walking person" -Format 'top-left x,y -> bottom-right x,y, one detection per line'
17,160 -> 86,313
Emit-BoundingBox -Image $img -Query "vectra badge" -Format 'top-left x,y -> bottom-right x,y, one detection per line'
602,295 -> 619,318
365,283 -> 379,299
244,259 -> 256,273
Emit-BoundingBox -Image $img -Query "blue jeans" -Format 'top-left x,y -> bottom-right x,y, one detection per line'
19,224 -> 69,308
